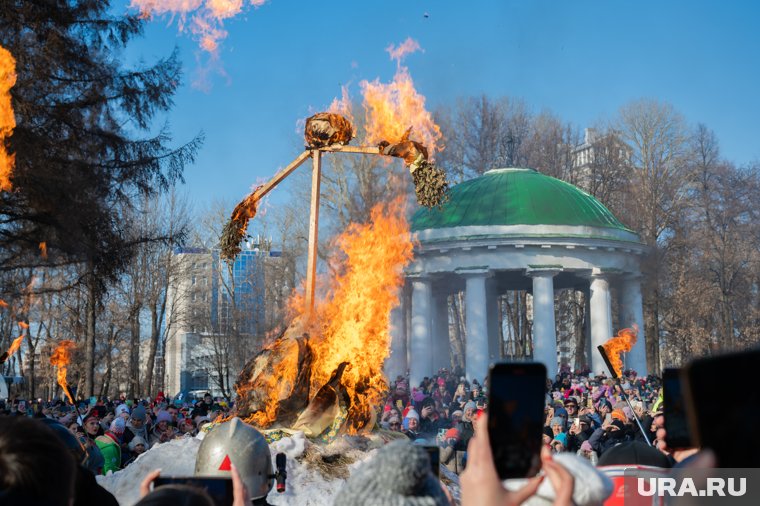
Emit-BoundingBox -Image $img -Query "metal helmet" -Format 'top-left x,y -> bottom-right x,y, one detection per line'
195,417 -> 273,500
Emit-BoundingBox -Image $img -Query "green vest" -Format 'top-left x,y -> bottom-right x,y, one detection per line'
95,434 -> 122,475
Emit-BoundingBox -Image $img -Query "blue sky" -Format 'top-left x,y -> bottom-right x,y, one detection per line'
116,0 -> 760,210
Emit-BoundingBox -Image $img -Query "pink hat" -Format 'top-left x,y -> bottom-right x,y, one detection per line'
580,440 -> 593,452
437,377 -> 446,386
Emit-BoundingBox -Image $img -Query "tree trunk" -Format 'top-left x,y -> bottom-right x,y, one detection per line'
84,269 -> 97,398
128,307 -> 141,398
143,304 -> 161,397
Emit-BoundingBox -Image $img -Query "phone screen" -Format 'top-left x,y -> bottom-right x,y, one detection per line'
662,368 -> 692,448
487,362 -> 546,480
684,349 -> 760,467
153,477 -> 234,506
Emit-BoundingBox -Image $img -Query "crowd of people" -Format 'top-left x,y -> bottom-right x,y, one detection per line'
0,364 -> 708,505
379,365 -> 669,474
0,390 -> 233,476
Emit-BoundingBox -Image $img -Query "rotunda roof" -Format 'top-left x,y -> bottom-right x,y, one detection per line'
411,168 -> 637,244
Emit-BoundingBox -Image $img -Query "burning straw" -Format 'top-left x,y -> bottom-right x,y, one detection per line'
220,185 -> 264,261
379,128 -> 449,209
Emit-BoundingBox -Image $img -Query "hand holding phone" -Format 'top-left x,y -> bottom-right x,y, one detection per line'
487,362 -> 546,480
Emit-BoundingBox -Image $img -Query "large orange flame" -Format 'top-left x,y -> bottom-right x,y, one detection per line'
50,340 -> 76,404
601,324 -> 638,378
308,196 -> 414,432
359,40 -> 443,158
130,0 -> 267,54
0,44 -> 17,192
247,197 -> 414,432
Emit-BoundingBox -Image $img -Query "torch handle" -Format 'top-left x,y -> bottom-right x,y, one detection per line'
617,381 -> 652,447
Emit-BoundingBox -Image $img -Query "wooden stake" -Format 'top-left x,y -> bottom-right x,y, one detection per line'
305,150 -> 322,318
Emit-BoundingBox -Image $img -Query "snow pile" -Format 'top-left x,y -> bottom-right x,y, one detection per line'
97,432 -> 379,506
97,436 -> 202,506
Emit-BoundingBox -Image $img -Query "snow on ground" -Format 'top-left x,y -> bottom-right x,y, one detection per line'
97,432 -> 378,506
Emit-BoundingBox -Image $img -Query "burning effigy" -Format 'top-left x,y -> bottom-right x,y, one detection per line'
220,113 -> 447,261
233,197 -> 414,441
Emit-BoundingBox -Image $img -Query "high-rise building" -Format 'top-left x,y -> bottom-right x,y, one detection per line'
164,241 -> 284,396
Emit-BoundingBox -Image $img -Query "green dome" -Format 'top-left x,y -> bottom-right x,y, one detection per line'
411,168 -> 632,234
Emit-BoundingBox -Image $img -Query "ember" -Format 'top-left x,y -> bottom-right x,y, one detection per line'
50,340 -> 76,404
0,44 -> 16,192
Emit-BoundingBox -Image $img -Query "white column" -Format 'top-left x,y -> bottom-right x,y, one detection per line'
432,290 -> 451,372
619,274 -> 648,376
486,278 -> 501,362
410,276 -> 434,389
386,287 -> 408,382
589,271 -> 614,375
464,271 -> 490,383
529,269 -> 559,379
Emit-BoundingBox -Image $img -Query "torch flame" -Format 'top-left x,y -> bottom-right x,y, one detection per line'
39,242 -> 47,259
17,321 -> 29,330
3,334 -> 24,361
600,324 -> 638,378
50,340 -> 76,404
360,40 -> 443,158
0,44 -> 17,192
0,299 -> 7,309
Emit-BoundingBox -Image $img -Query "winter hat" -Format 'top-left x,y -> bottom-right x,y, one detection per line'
333,439 -> 450,506
463,401 -> 477,413
550,417 -> 564,428
580,440 -> 593,452
611,409 -> 627,423
155,410 -> 172,424
503,452 -> 613,506
552,433 -> 568,447
128,435 -> 148,451
115,404 -> 130,417
384,404 -> 392,413
388,416 -> 401,425
554,407 -> 568,419
412,390 -> 426,403
82,411 -> 99,424
109,417 -> 126,435
437,377 -> 446,386
450,410 -> 463,419
130,405 -> 147,422
405,408 -> 420,422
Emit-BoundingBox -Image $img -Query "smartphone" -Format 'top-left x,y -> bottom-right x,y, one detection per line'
17,400 -> 26,412
683,349 -> 760,467
604,413 -> 612,425
154,477 -> 233,506
662,368 -> 693,449
487,362 -> 546,480
572,417 -> 580,429
421,445 -> 440,477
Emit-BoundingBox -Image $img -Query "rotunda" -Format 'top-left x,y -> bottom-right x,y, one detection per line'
386,168 -> 648,385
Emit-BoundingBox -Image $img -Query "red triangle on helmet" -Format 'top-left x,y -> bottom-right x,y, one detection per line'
218,454 -> 232,471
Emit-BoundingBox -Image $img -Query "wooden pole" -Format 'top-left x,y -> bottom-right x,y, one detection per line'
305,150 -> 322,318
